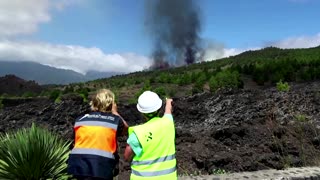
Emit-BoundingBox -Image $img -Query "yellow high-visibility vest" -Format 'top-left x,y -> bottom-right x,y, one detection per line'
129,117 -> 177,180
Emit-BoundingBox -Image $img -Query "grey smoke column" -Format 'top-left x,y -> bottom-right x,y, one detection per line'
145,0 -> 201,69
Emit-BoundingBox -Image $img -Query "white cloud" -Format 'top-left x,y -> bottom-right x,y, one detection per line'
269,33 -> 320,49
201,40 -> 259,61
1,0 -> 320,74
202,47 -> 260,61
0,0 -> 151,74
203,33 -> 320,62
0,0 -> 50,37
52,0 -> 85,11
0,40 -> 152,74
0,0 -> 83,38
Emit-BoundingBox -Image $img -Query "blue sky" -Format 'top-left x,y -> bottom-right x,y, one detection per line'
36,0 -> 150,55
36,0 -> 320,54
201,0 -> 320,48
0,0 -> 319,74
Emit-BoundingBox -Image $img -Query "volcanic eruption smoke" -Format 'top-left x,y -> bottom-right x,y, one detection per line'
145,0 -> 202,69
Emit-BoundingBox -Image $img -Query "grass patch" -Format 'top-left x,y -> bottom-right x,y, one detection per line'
276,80 -> 290,92
294,114 -> 308,122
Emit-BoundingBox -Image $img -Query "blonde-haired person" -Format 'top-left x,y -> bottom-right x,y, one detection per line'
68,89 -> 128,180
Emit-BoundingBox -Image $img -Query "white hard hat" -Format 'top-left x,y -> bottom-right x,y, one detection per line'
137,91 -> 162,113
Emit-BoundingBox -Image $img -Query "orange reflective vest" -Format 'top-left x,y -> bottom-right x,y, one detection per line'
67,112 -> 121,179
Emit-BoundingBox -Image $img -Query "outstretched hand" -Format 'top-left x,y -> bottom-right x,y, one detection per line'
164,98 -> 173,114
166,98 -> 173,105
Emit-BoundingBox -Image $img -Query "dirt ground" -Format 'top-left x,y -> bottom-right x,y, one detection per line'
1,81 -> 320,179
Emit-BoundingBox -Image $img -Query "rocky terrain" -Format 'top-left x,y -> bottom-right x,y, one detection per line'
1,81 -> 320,179
0,74 -> 43,96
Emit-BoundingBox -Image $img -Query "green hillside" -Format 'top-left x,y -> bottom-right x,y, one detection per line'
77,46 -> 320,102
2,46 -> 320,104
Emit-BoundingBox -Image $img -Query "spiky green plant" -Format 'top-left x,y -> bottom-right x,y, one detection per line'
0,123 -> 71,179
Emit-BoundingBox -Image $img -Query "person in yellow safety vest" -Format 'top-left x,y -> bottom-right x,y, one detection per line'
68,89 -> 128,180
124,90 -> 177,180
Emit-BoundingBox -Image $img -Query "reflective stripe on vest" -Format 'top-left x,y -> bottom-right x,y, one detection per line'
132,154 -> 175,165
70,148 -> 115,159
130,117 -> 177,179
74,121 -> 118,130
131,166 -> 176,177
72,112 -> 119,160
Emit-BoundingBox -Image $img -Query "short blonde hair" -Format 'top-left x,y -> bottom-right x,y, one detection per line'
90,89 -> 115,112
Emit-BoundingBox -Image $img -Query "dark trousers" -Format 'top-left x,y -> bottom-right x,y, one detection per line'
74,176 -> 110,180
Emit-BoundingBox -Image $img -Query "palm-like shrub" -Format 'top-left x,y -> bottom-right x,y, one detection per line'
0,124 -> 71,179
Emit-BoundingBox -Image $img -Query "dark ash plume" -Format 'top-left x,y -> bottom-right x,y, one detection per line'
145,0 -> 202,69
